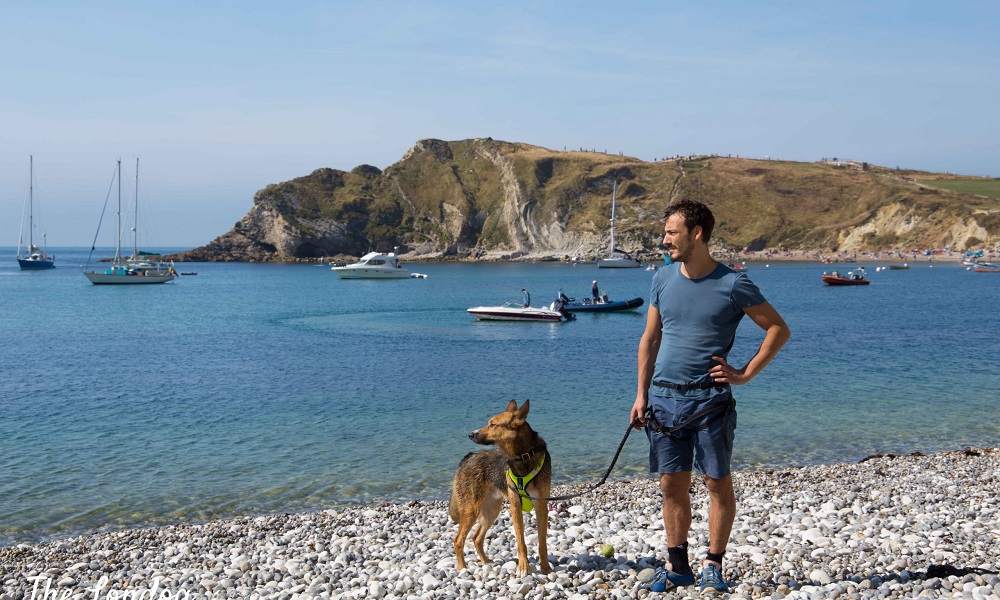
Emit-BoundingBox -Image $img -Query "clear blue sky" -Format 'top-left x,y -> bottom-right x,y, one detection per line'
3,1 -> 998,247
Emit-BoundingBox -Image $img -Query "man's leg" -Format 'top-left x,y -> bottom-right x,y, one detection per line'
644,395 -> 699,591
645,471 -> 697,591
700,473 -> 735,594
659,471 -> 692,545
703,473 -> 735,556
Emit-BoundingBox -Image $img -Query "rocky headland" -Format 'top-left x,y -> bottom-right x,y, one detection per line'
172,139 -> 1000,263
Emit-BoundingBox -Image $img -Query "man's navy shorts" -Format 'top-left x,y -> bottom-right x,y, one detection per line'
646,389 -> 737,479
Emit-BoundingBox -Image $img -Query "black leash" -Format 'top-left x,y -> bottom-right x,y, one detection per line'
514,397 -> 735,505
510,416 -> 642,504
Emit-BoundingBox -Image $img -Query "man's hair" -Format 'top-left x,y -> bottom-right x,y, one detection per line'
663,199 -> 715,243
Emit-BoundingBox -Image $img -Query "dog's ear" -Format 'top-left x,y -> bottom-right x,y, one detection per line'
506,399 -> 518,412
515,399 -> 530,420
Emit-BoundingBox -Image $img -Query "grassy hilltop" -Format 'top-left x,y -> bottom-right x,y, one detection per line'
178,139 -> 1000,262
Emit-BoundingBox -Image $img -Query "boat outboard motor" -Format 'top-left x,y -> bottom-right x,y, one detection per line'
552,300 -> 575,321
560,308 -> 575,320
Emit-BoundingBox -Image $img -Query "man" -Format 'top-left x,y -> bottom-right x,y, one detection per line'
632,199 -> 790,594
592,280 -> 600,303
521,288 -> 531,308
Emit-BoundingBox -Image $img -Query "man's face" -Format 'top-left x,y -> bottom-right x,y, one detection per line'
662,213 -> 698,263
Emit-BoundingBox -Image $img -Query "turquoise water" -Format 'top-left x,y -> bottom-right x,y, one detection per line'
1,248 -> 997,546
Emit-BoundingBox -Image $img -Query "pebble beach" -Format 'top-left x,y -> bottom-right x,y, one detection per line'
1,448 -> 997,600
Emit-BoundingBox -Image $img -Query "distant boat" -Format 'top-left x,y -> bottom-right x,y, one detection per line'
561,296 -> 645,313
467,303 -> 570,322
84,159 -> 177,285
822,268 -> 870,286
331,247 -> 426,279
597,180 -> 641,269
728,263 -> 748,272
888,263 -> 910,270
16,156 -> 56,270
972,261 -> 1000,273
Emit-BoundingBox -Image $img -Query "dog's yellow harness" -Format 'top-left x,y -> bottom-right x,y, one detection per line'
507,453 -> 545,512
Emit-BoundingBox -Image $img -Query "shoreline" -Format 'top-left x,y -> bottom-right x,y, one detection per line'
2,448 -> 997,599
283,248 -> 994,266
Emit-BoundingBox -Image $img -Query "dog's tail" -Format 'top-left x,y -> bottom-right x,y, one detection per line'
448,452 -> 476,523
448,486 -> 459,523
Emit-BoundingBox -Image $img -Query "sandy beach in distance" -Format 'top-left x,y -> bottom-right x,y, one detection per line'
1,447 -> 997,599
719,249 -> 993,265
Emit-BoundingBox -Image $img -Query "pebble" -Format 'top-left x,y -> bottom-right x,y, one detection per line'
0,448 -> 997,599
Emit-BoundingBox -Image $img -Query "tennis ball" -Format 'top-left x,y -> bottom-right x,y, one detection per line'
601,544 -> 615,558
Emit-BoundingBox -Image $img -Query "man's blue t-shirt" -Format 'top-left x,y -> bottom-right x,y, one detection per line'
650,262 -> 766,386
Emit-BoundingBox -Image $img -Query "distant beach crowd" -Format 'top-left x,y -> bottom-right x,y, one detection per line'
716,248 -> 999,264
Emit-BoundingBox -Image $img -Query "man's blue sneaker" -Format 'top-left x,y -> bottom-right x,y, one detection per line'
699,561 -> 729,595
645,566 -> 695,592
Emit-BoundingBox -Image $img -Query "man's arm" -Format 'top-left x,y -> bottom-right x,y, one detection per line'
709,301 -> 790,385
632,305 -> 662,428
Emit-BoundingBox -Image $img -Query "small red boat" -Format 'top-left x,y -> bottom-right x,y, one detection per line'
822,268 -> 870,286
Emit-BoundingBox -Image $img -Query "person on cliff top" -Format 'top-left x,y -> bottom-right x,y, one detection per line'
632,198 -> 790,594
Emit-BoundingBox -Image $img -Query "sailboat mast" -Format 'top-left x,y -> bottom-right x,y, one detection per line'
133,158 -> 139,260
115,159 -> 122,263
28,155 -> 35,250
609,180 -> 617,255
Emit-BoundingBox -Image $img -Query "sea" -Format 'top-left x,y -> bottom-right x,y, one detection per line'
1,247 -> 997,547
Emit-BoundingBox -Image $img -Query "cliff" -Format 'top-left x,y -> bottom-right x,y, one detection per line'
175,138 -> 1000,262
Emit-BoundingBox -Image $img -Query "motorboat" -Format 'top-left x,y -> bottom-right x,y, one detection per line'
821,268 -> 870,286
562,296 -> 645,313
888,263 -> 910,270
597,181 -> 641,269
728,263 -> 748,272
972,261 -> 1000,273
467,302 -> 570,322
332,247 -> 425,279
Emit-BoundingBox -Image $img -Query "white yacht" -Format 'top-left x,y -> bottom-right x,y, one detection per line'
332,248 -> 422,279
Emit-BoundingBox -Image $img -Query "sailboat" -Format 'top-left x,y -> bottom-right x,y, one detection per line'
84,159 -> 177,285
16,155 -> 56,270
597,180 -> 642,268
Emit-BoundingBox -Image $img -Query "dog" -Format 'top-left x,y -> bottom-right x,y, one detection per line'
449,399 -> 552,575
